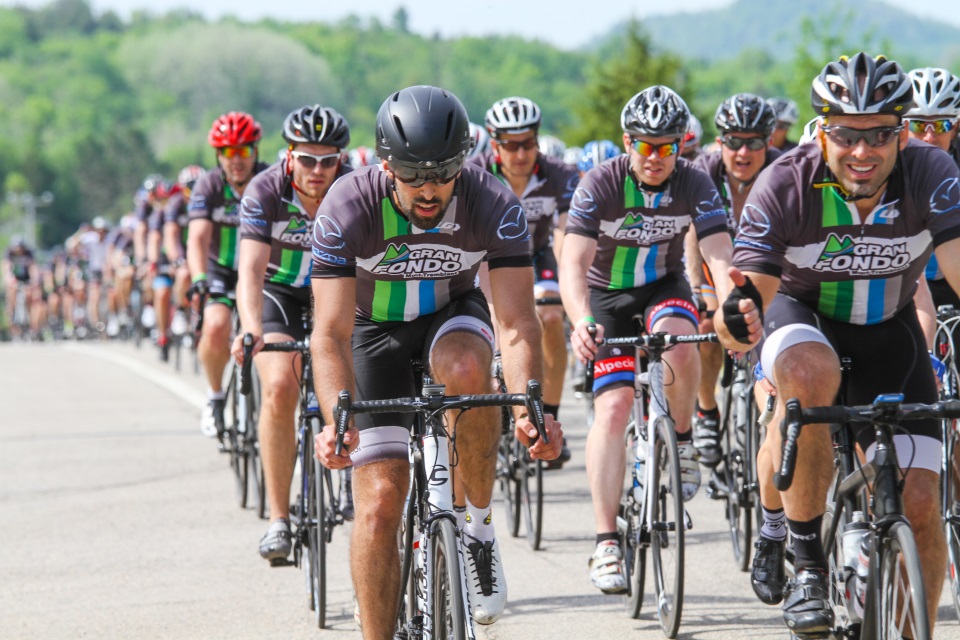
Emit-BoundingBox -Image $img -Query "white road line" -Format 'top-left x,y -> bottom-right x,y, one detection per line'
61,343 -> 206,410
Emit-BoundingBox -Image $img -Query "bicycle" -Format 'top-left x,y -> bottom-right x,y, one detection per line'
773,394 -> 960,640
241,331 -> 348,629
586,327 -> 717,639
934,304 -> 960,622
332,369 -> 548,640
708,351 -> 762,571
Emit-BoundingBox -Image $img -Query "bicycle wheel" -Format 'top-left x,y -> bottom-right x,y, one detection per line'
864,521 -> 930,640
306,445 -> 328,628
515,438 -> 544,550
620,498 -> 646,619
821,496 -> 857,634
945,422 -> 960,622
243,366 -> 267,519
723,385 -> 754,572
497,432 -> 521,538
397,468 -> 420,635
651,416 -> 684,638
430,519 -> 469,640
224,365 -> 249,508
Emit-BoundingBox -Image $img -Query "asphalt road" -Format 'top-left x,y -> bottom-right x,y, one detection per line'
1,341 -> 956,639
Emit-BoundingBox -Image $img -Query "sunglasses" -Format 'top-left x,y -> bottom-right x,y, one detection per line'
907,119 -> 956,135
390,157 -> 464,188
219,145 -> 255,159
495,137 -> 538,152
720,136 -> 767,151
630,138 -> 680,158
820,125 -> 903,148
290,150 -> 341,170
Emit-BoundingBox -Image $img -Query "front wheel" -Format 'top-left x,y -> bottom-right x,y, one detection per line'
651,416 -> 684,638
430,519 -> 469,640
944,422 -> 960,622
307,456 -> 328,628
864,521 -> 930,640
515,438 -> 544,550
498,433 -> 521,538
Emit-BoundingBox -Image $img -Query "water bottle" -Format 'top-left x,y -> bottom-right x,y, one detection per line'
840,511 -> 869,622
631,437 -> 647,502
413,532 -> 427,611
853,532 -> 872,620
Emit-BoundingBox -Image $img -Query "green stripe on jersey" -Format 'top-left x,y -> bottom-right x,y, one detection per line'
219,225 -> 238,269
382,198 -> 411,240
821,185 -> 854,227
269,249 -> 304,285
371,279 -> 407,322
609,245 -> 639,290
623,175 -> 642,209
817,186 -> 855,320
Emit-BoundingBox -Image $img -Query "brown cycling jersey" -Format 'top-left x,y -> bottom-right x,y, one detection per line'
565,155 -> 728,290
310,164 -> 531,322
693,146 -> 782,235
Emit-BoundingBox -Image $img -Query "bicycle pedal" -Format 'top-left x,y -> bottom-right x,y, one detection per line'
268,557 -> 294,568
683,509 -> 693,531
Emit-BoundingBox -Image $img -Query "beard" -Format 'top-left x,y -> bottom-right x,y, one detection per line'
394,189 -> 454,230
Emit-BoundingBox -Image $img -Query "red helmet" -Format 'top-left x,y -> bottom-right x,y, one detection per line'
208,112 -> 262,148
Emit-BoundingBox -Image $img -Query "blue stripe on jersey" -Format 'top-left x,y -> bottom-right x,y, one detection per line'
926,255 -> 941,281
643,243 -> 659,284
866,278 -> 886,325
419,280 -> 437,315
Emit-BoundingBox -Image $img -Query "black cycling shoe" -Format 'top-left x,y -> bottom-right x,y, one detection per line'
782,568 -> 834,638
751,535 -> 787,605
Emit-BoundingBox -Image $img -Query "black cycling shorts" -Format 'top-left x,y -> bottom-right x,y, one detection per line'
206,260 -> 237,308
262,283 -> 311,341
352,288 -> 494,432
532,246 -> 559,295
590,272 -> 699,395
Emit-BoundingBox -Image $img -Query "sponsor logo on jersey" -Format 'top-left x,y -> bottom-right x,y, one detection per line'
813,233 -> 910,274
497,205 -> 528,240
372,243 -> 467,278
570,187 -> 597,217
614,212 -> 685,243
522,196 -> 557,221
211,204 -> 240,225
931,177 -> 960,215
278,217 -> 310,246
313,215 -> 346,250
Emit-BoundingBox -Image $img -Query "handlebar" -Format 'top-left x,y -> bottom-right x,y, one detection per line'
773,394 -> 960,491
333,380 -> 549,456
239,333 -> 309,395
583,331 -> 718,393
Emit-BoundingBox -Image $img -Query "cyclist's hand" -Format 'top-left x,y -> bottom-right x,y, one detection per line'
315,423 -> 356,470
186,278 -> 207,309
515,413 -> 563,461
231,333 -> 263,364
571,317 -> 603,365
718,267 -> 763,347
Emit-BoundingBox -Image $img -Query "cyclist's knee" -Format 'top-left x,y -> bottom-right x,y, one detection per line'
902,470 -> 940,524
593,387 -> 634,428
432,336 -> 492,389
773,343 -> 839,398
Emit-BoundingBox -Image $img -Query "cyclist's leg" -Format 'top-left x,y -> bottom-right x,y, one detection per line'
902,468 -> 945,629
200,302 -> 233,390
533,249 -> 566,417
694,264 -> 723,465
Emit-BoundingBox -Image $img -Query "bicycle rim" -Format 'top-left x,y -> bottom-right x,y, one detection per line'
651,417 -> 683,638
727,391 -> 754,571
396,471 -> 419,633
865,521 -> 930,640
309,460 -> 328,628
945,425 -> 960,622
516,438 -> 543,550
430,519 -> 469,640
821,500 -> 857,633
498,434 -> 520,538
621,501 -> 646,618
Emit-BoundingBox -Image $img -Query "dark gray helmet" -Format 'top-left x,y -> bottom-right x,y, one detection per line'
282,105 -> 351,148
375,85 -> 472,165
621,86 -> 690,138
715,93 -> 777,137
767,97 -> 800,125
811,52 -> 913,117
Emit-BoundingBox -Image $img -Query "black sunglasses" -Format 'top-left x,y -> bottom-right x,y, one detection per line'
495,137 -> 539,152
820,125 -> 903,148
720,136 -> 767,151
390,157 -> 464,188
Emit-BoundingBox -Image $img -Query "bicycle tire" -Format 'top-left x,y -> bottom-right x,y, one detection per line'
396,468 -> 419,633
307,432 -> 327,628
724,384 -> 754,572
244,367 -> 266,519
945,423 -> 960,622
430,519 -> 469,640
515,438 -> 544,550
864,521 -> 930,640
651,416 -> 684,638
498,433 -> 521,538
621,497 -> 646,619
224,365 -> 249,508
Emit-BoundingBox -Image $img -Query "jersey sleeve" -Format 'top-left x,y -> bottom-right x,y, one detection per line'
239,177 -> 275,245
918,148 -> 960,247
478,180 -> 532,270
686,169 -> 728,240
731,165 -> 796,278
564,168 -> 612,240
310,177 -> 363,279
556,164 -> 579,215
187,172 -> 215,221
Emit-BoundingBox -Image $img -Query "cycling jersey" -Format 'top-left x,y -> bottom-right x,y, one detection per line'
188,163 -> 269,271
693,146 -> 782,234
923,142 -> 960,282
310,164 -> 531,322
565,155 -> 727,290
469,151 -> 578,253
4,248 -> 34,283
734,139 -> 960,325
240,160 -> 353,289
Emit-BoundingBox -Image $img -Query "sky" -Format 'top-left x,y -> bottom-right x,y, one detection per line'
3,0 -> 959,49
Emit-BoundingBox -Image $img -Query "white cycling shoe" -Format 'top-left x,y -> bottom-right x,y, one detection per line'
462,533 -> 507,624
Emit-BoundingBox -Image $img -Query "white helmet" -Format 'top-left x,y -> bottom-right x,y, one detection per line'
485,97 -> 542,136
906,67 -> 960,118
538,134 -> 566,160
467,122 -> 491,158
563,146 -> 583,167
798,117 -> 822,145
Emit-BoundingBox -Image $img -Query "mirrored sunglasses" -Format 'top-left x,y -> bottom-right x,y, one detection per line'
630,138 -> 680,158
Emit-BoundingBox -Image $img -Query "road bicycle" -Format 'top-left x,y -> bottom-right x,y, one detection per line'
586,327 -> 717,638
774,394 -> 960,640
240,330 -> 348,629
333,367 -> 547,640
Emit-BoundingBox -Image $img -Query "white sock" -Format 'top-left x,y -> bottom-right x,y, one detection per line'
464,499 -> 494,543
454,504 -> 467,531
760,506 -> 787,541
208,388 -> 226,401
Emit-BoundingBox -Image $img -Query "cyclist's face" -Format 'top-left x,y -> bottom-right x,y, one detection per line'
288,143 -> 340,201
385,161 -> 457,231
719,133 -> 767,184
492,131 -> 539,178
623,133 -> 680,187
217,144 -> 257,186
905,118 -> 958,152
821,114 -> 907,200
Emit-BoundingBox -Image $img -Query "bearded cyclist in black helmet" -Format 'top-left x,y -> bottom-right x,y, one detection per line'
232,104 -> 354,563
311,85 -> 563,636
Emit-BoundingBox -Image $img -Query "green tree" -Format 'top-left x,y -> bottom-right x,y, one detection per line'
564,22 -> 689,146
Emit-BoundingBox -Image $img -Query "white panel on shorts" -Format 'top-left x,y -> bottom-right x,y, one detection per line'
760,323 -> 833,388
351,425 -> 410,468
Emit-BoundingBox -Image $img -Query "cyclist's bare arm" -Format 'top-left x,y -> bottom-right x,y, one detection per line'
684,226 -> 704,291
913,276 -> 937,350
186,218 -> 212,280
133,220 -> 147,266
935,236 -> 960,305
162,221 -> 184,264
234,238 -> 269,352
559,233 -> 602,361
310,276 -> 357,468
146,227 -> 162,265
698,231 -> 734,303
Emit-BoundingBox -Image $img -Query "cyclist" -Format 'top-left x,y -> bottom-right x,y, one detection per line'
187,112 -> 268,437
311,85 -> 563,635
2,235 -> 39,339
681,113 -> 704,161
79,216 -> 111,335
687,93 -> 780,469
538,133 -> 567,161
767,97 -> 800,152
145,180 -> 183,360
473,96 -> 579,467
577,140 -> 622,178
467,122 -> 491,159
715,52 -> 959,636
560,85 -> 733,594
232,104 -> 353,563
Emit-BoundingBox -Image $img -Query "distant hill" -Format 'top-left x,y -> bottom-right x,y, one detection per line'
601,0 -> 960,66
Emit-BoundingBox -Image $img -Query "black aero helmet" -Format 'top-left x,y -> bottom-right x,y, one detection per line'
715,93 -> 777,137
282,105 -> 351,148
621,86 -> 690,138
811,52 -> 914,117
376,85 -> 472,165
